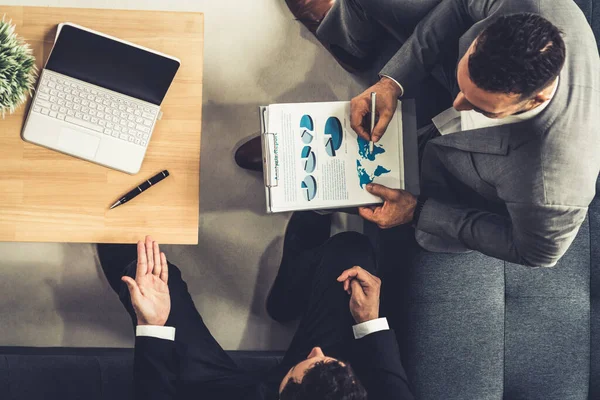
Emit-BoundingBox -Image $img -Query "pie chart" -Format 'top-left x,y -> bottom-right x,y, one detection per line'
301,146 -> 311,158
301,146 -> 316,173
300,115 -> 314,144
325,138 -> 336,157
301,175 -> 317,201
301,130 -> 313,144
324,117 -> 343,157
300,114 -> 314,130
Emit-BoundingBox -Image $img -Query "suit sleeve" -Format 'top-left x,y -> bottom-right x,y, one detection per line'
379,0 -> 495,97
417,198 -> 588,267
134,336 -> 180,400
352,330 -> 415,400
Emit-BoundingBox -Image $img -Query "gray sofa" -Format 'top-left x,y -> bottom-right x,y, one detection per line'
0,1 -> 598,399
377,174 -> 599,400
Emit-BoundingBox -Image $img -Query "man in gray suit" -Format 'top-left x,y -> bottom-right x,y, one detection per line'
293,0 -> 600,267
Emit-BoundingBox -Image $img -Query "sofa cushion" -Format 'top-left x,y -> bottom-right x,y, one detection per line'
229,351 -> 283,371
4,354 -> 104,400
395,243 -> 506,399
503,213 -> 592,400
0,348 -> 283,400
0,354 -> 8,397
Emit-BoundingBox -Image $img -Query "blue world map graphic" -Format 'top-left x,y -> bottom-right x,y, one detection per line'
356,136 -> 391,188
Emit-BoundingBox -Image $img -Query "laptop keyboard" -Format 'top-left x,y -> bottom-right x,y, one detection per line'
31,72 -> 157,147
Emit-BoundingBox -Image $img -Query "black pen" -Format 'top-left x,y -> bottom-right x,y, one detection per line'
110,170 -> 170,209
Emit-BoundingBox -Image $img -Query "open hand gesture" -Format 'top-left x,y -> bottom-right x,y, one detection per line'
122,236 -> 170,326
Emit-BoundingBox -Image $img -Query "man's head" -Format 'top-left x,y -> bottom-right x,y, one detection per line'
279,347 -> 367,400
454,13 -> 565,118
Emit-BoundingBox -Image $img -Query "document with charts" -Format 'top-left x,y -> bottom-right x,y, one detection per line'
260,101 -> 404,213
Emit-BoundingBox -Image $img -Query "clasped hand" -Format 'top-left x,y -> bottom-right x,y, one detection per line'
337,266 -> 382,324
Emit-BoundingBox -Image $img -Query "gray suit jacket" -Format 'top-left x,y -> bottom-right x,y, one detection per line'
380,0 -> 600,267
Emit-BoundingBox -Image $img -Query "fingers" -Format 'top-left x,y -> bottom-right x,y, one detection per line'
145,236 -> 154,272
337,266 -> 378,285
137,240 -> 148,276
160,252 -> 168,284
350,279 -> 365,299
152,241 -> 161,276
352,77 -> 400,143
359,206 -> 392,229
138,236 -> 166,278
365,183 -> 399,201
343,267 -> 381,296
371,109 -> 392,142
337,269 -> 350,282
343,278 -> 351,294
338,266 -> 382,300
122,276 -> 141,299
358,206 -> 380,225
338,269 -> 355,294
350,97 -> 372,141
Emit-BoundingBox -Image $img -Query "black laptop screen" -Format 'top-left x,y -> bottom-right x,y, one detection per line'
45,24 -> 180,105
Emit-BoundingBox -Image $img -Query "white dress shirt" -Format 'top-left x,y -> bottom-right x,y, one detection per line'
136,318 -> 390,342
136,325 -> 176,341
380,74 -> 405,97
351,317 -> 390,339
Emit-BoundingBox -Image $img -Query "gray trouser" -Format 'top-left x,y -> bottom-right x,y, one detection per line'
317,0 -> 458,95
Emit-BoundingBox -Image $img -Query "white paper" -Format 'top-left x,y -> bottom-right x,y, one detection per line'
266,101 -> 404,213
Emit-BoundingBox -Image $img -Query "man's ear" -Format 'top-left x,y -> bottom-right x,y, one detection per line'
532,82 -> 556,105
536,91 -> 552,103
526,91 -> 551,107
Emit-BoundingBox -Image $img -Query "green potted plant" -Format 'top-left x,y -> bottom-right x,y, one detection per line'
0,17 -> 37,116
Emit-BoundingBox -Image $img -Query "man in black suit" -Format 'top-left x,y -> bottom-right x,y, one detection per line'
98,212 -> 414,399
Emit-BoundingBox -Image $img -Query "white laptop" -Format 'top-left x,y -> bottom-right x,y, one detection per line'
22,23 -> 180,174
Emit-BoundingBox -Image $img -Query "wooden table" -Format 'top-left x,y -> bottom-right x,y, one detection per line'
0,6 -> 203,244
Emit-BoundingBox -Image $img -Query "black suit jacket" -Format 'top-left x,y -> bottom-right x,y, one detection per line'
134,336 -> 179,400
134,329 -> 414,400
352,330 -> 415,400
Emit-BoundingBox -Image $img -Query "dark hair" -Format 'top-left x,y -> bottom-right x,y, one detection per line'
280,361 -> 367,400
468,13 -> 566,99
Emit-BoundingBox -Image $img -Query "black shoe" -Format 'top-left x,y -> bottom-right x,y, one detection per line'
286,0 -> 335,34
234,136 -> 263,172
97,243 -> 137,293
266,211 -> 332,322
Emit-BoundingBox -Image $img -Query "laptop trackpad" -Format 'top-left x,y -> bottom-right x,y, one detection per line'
57,127 -> 101,160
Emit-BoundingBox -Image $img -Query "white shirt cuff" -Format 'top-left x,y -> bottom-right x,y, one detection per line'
379,74 -> 404,97
352,317 -> 390,339
136,325 -> 176,341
